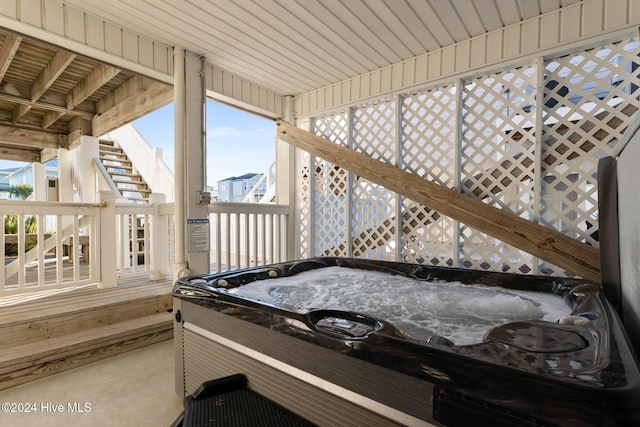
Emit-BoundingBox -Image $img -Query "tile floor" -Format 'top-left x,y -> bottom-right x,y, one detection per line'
0,339 -> 183,427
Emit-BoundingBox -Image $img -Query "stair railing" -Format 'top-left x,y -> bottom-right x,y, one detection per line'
93,158 -> 123,199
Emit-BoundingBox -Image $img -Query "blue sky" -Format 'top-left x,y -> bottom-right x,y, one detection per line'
133,101 -> 275,187
0,100 -> 275,189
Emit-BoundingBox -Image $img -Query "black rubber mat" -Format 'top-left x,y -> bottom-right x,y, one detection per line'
182,374 -> 316,427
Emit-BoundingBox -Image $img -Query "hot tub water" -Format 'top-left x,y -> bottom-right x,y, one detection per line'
228,266 -> 571,345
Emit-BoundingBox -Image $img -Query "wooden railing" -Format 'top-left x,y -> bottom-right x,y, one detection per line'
0,195 -> 290,296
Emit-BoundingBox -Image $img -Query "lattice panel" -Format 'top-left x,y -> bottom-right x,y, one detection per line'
460,66 -> 538,273
401,86 -> 457,266
402,85 -> 457,185
351,178 -> 396,260
540,38 -> 640,275
401,199 -> 454,266
295,37 -> 639,277
351,100 -> 397,259
353,99 -> 397,164
296,148 -> 311,259
312,113 -> 349,257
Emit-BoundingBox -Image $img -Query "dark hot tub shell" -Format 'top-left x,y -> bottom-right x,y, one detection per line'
173,257 -> 640,426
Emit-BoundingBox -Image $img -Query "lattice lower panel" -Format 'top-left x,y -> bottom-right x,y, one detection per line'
351,178 -> 396,260
312,113 -> 349,257
539,38 -> 640,275
401,85 -> 458,266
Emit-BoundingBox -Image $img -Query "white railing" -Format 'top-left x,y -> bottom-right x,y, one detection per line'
1,195 -> 290,296
209,202 -> 289,272
0,200 -> 100,295
242,161 -> 276,203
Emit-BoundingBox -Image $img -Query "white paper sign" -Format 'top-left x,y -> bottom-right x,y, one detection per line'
187,218 -> 210,253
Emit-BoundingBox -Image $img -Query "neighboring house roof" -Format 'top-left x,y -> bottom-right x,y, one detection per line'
219,173 -> 261,182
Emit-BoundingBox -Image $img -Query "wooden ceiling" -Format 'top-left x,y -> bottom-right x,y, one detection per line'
0,28 -> 172,163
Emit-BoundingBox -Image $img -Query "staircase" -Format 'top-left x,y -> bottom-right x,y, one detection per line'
0,282 -> 173,390
99,139 -> 152,203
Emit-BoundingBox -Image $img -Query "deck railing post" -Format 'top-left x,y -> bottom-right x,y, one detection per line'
149,193 -> 166,280
98,191 -> 117,288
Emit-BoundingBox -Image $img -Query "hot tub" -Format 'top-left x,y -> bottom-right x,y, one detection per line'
172,257 -> 640,426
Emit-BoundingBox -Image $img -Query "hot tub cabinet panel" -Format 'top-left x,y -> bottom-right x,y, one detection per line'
173,257 -> 640,427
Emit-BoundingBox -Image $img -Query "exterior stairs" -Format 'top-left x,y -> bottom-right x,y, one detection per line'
0,281 -> 173,390
98,139 -> 152,203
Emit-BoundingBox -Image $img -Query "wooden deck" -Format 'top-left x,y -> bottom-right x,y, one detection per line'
0,277 -> 174,390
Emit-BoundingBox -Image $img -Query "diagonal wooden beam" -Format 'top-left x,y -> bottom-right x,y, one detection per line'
276,120 -> 601,283
0,33 -> 22,81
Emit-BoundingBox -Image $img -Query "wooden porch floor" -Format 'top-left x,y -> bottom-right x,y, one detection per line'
0,276 -> 174,392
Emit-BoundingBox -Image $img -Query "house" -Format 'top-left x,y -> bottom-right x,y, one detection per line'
1,160 -> 59,200
0,167 -> 19,199
216,173 -> 264,202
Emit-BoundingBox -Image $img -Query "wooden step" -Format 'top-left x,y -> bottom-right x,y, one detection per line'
0,312 -> 173,390
99,148 -> 126,156
120,188 -> 152,195
0,282 -> 171,349
112,176 -> 144,183
101,156 -> 131,164
99,139 -> 116,147
117,182 -> 150,190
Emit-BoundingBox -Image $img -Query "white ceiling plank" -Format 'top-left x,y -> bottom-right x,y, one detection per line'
518,0 -> 542,19
428,0 -> 471,41
474,0 -> 505,29
331,0 -> 404,64
495,0 -> 521,25
408,0 -> 455,48
452,0 -> 488,36
540,0 -> 562,14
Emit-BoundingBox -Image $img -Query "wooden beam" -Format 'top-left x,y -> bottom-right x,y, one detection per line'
276,120 -> 601,283
92,80 -> 172,136
0,90 -> 94,119
0,33 -> 22,80
0,124 -> 64,150
66,64 -> 120,110
0,145 -> 38,162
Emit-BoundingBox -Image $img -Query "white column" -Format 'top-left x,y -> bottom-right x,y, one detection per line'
173,48 -> 210,278
149,192 -> 166,280
277,95 -> 296,261
98,190 -> 117,288
184,50 -> 210,275
32,161 -> 46,201
80,136 -> 99,203
173,47 -> 188,279
57,148 -> 74,202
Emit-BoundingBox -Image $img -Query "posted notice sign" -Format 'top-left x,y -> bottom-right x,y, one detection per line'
187,218 -> 210,253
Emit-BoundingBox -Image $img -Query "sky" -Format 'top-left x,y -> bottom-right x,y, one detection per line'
133,100 -> 275,188
0,100 -> 276,189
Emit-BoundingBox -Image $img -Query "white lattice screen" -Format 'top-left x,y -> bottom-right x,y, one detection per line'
297,37 -> 640,277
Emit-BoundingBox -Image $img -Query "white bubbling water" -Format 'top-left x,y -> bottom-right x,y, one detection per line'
227,266 -> 571,346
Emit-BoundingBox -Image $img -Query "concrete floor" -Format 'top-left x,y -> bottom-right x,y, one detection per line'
0,339 -> 183,427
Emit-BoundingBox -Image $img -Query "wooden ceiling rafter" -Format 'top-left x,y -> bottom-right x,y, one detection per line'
0,28 -> 172,163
